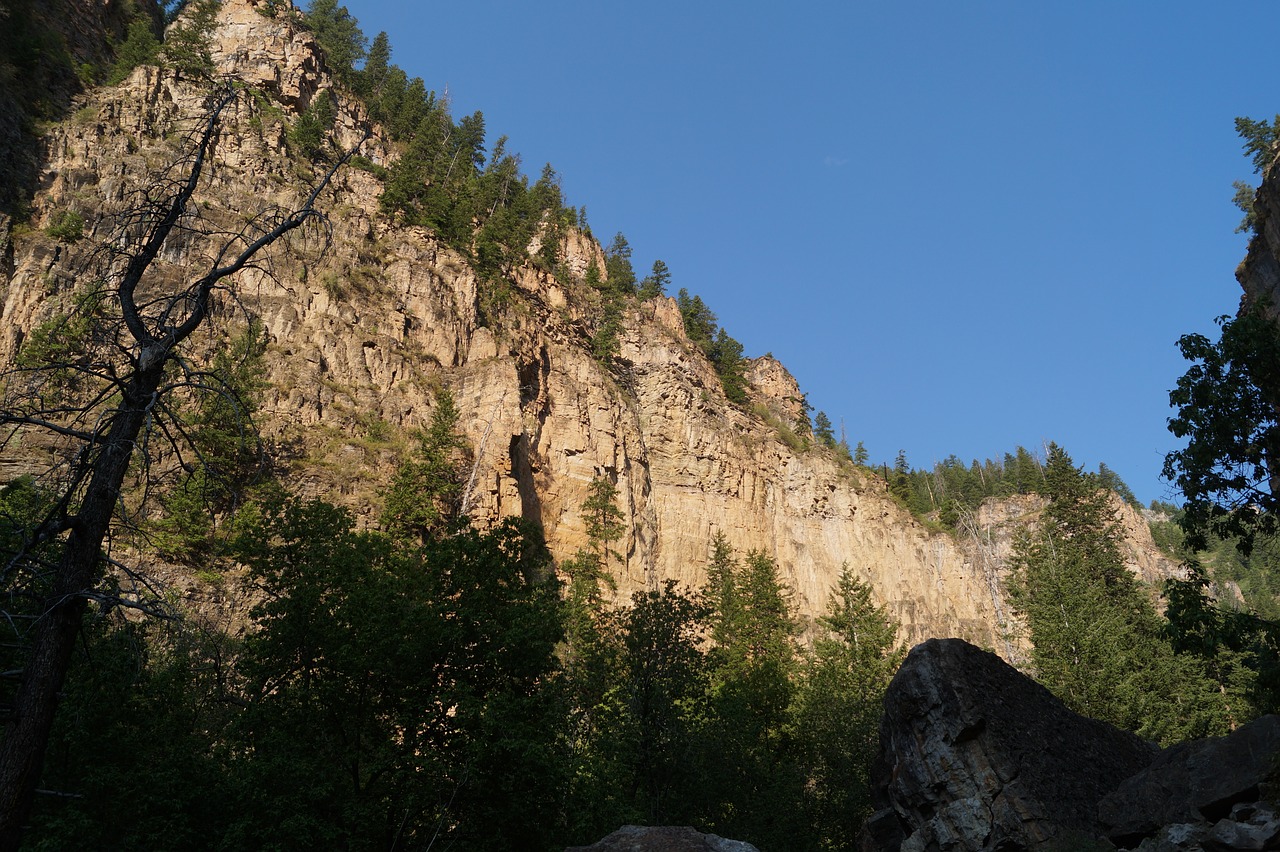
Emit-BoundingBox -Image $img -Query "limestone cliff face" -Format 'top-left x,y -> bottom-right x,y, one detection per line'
0,0 -> 1180,651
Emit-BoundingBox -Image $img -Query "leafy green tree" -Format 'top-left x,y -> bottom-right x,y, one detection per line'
159,0 -> 219,78
1166,304 -> 1280,554
889,449 -> 912,502
604,232 -> 636,294
592,299 -> 622,363
231,499 -> 565,851
696,540 -> 809,847
583,475 -> 626,566
28,615 -> 236,851
794,567 -> 903,850
638,259 -> 671,300
676,288 -> 717,348
289,90 -> 335,160
1236,114 -> 1280,174
1010,444 -> 1231,743
1234,180 -> 1260,234
617,582 -> 710,825
149,320 -> 270,560
1163,563 -> 1278,723
107,13 -> 160,85
708,327 -> 748,404
357,31 -> 390,98
1096,461 -> 1139,508
853,440 -> 869,466
381,387 -> 469,543
814,411 -> 836,448
304,0 -> 367,82
1230,115 -> 1280,234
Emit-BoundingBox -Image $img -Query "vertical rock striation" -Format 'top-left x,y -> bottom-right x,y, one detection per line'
0,0 -> 1182,648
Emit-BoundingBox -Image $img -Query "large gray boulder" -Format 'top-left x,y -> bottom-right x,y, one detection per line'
860,638 -> 1158,851
565,826 -> 760,852
1099,714 -> 1280,847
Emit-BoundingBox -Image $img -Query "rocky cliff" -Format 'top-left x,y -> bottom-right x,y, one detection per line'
862,639 -> 1280,852
0,0 -> 1180,648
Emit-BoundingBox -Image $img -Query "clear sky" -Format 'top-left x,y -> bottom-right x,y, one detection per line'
336,0 -> 1273,505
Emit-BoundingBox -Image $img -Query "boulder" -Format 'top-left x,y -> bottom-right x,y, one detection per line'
565,825 -> 760,852
1099,715 -> 1280,847
860,638 -> 1158,851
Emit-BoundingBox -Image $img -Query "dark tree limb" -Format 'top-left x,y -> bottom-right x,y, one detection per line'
0,89 -> 365,850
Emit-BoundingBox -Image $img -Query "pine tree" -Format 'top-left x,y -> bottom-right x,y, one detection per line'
380,388 -> 469,544
853,440 -> 869,466
794,567 -> 903,847
813,411 -> 835,448
304,0 -> 367,81
582,475 -> 625,566
604,232 -> 636,294
1010,443 -> 1232,743
638,259 -> 671,300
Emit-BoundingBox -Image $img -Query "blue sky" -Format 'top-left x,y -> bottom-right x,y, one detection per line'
338,1 -> 1272,505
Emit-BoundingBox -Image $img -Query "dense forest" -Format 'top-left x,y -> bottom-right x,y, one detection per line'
2,1 -> 1280,850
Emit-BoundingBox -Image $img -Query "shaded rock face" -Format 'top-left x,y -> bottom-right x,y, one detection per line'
1099,715 -> 1280,849
565,825 -> 759,852
861,638 -> 1157,851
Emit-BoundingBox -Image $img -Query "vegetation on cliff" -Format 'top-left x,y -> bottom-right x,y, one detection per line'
7,1 -> 1280,849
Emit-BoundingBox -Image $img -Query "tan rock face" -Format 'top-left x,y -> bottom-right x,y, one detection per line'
0,0 -> 1182,655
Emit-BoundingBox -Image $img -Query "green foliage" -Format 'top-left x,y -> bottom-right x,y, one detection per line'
582,475 -> 626,565
1166,303 -> 1280,554
1163,563 -> 1280,721
43,209 -> 83,242
380,387 -> 469,543
159,0 -> 219,78
638,259 -> 671,300
677,287 -> 717,349
29,616 -> 238,850
304,0 -> 366,82
1234,179 -> 1260,234
697,541 -> 810,847
794,568 -> 904,848
0,476 -> 61,717
288,90 -> 335,160
709,328 -> 748,404
1236,114 -> 1280,175
604,232 -> 636,294
12,282 -> 107,402
853,440 -> 869,466
0,0 -> 78,156
107,13 -> 160,85
1230,116 -> 1280,233
1010,444 -> 1234,744
814,411 -> 836,448
675,289 -> 749,404
36,493 -> 566,850
617,582 -> 710,824
149,321 -> 269,561
231,501 -> 566,850
1097,461 -> 1140,508
883,443 -> 1137,530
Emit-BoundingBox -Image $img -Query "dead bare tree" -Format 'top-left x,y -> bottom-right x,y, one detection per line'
0,85 -> 364,849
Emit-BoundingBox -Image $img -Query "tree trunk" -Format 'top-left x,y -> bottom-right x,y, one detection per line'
0,363 -> 164,850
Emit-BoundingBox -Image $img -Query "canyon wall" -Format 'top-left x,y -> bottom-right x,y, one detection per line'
0,0 -> 1180,651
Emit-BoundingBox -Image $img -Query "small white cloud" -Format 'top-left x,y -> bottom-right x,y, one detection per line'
823,156 -> 849,168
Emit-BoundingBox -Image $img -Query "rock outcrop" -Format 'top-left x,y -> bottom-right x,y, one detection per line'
0,0 -> 1182,649
861,638 -> 1158,851
1099,715 -> 1280,850
565,826 -> 760,852
862,639 -> 1280,852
